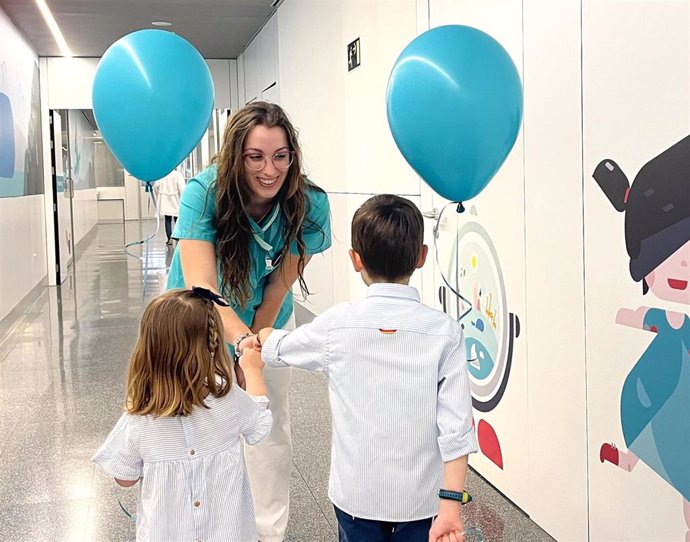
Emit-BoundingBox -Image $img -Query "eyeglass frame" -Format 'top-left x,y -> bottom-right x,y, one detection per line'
242,149 -> 296,171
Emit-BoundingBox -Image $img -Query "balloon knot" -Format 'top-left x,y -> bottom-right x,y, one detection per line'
456,202 -> 465,213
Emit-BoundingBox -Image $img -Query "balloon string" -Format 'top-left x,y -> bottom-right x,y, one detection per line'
124,184 -> 160,300
433,202 -> 472,322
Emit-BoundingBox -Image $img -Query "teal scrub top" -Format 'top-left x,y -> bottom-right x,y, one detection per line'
166,165 -> 332,329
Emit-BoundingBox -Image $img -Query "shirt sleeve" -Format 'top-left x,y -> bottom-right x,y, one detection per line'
236,388 -> 273,445
436,328 -> 478,462
261,310 -> 332,373
91,413 -> 143,481
173,169 -> 217,243
292,185 -> 332,256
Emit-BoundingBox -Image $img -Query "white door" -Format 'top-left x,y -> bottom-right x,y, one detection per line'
51,110 -> 75,283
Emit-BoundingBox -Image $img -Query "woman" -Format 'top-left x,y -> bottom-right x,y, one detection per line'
153,167 -> 186,245
166,102 -> 331,542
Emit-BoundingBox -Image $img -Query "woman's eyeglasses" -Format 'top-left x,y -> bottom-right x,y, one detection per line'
243,150 -> 295,171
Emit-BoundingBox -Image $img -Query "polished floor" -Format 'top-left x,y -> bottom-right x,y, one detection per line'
0,222 -> 555,542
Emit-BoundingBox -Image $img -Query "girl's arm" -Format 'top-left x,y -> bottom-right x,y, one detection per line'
115,478 -> 139,488
179,239 -> 253,346
239,348 -> 268,396
252,253 -> 311,331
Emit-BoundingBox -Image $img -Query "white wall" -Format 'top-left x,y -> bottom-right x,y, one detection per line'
583,1 -> 690,540
43,57 -> 235,110
522,0 -> 589,539
0,8 -> 48,320
271,0 -> 422,314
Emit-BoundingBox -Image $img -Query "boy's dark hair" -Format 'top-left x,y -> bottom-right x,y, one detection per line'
351,194 -> 424,281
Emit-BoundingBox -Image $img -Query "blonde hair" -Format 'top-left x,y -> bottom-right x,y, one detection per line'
125,290 -> 234,417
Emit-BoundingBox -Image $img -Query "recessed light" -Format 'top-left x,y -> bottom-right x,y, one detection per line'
35,0 -> 72,57
152,21 -> 172,27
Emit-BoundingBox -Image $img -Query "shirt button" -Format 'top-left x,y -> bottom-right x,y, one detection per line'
189,449 -> 195,456
194,500 -> 201,507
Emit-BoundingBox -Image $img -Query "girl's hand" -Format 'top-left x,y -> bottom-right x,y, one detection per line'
240,348 -> 265,372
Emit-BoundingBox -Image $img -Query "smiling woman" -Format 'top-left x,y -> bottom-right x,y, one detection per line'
165,101 -> 332,541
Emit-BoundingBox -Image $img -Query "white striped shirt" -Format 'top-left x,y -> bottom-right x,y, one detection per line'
262,283 -> 478,521
92,387 -> 272,542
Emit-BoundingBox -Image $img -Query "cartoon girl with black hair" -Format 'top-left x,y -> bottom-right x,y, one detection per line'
593,134 -> 690,539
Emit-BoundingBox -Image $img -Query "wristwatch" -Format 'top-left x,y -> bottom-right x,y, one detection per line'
438,489 -> 472,504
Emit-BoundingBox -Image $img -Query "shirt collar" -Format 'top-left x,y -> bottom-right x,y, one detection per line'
366,283 -> 420,302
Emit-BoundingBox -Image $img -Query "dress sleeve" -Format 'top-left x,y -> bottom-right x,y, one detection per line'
643,308 -> 669,333
292,185 -> 332,255
92,414 -> 143,481
436,329 -> 479,462
236,388 -> 273,445
173,168 -> 217,243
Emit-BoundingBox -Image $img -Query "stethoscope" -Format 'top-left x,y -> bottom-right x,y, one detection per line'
250,203 -> 281,272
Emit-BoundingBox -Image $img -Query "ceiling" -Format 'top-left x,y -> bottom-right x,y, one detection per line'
0,0 -> 278,58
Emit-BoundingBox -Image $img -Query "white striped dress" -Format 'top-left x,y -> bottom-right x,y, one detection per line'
92,386 -> 272,542
262,283 -> 478,522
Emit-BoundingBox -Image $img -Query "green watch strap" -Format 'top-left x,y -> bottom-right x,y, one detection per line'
438,489 -> 472,504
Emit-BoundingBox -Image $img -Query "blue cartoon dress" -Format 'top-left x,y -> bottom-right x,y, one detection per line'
620,308 -> 690,501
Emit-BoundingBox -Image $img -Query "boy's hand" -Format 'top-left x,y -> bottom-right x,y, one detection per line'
428,506 -> 464,542
239,347 -> 265,372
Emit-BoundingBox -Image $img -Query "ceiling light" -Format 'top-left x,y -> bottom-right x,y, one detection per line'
152,21 -> 172,27
34,0 -> 72,57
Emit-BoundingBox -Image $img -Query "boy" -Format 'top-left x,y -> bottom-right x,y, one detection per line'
241,194 -> 478,542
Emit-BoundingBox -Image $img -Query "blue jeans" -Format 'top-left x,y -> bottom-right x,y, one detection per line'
334,506 -> 432,542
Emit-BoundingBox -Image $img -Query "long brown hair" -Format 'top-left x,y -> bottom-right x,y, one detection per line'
213,101 -> 320,307
126,290 -> 234,417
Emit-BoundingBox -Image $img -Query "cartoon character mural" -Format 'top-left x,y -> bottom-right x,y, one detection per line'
592,135 -> 690,539
440,205 -> 521,470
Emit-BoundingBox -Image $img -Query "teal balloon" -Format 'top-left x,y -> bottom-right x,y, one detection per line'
93,30 -> 214,182
387,25 -> 523,202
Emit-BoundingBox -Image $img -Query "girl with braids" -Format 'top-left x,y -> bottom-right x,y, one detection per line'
92,288 -> 272,542
166,101 -> 331,541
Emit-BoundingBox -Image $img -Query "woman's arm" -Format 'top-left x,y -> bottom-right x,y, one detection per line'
251,253 -> 311,331
179,239 -> 252,344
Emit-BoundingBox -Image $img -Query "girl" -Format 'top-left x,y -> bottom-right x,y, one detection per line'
92,287 -> 272,542
593,134 -> 690,540
167,101 -> 332,541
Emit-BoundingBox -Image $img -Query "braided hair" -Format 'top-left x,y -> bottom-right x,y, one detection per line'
125,290 -> 235,417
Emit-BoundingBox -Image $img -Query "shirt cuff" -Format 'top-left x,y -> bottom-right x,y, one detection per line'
91,451 -> 141,481
251,395 -> 270,409
261,329 -> 291,367
438,427 -> 479,462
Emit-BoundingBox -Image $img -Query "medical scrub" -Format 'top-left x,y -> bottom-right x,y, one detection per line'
166,164 -> 331,541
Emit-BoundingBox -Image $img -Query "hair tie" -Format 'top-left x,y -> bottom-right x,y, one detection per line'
191,286 -> 230,307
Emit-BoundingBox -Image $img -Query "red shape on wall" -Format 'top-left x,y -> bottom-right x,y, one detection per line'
477,419 -> 503,470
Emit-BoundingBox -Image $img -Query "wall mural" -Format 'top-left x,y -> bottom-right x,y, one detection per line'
0,57 -> 43,197
592,135 -> 690,535
441,205 -> 521,470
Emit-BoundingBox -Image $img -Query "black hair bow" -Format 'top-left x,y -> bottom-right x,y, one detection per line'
191,286 -> 230,307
